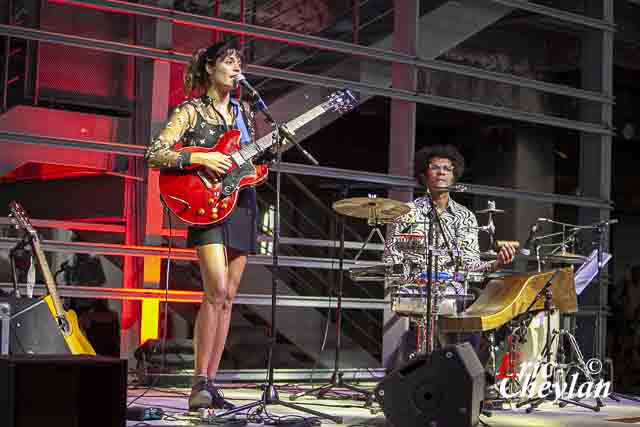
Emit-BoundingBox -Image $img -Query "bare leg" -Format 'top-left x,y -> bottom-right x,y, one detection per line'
193,244 -> 228,377
207,249 -> 247,379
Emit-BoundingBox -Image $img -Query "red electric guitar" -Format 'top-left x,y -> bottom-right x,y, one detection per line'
158,89 -> 356,225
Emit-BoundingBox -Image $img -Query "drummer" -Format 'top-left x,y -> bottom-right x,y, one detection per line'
383,145 -> 516,344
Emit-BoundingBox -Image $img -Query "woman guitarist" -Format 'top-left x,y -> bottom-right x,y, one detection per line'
145,40 -> 262,411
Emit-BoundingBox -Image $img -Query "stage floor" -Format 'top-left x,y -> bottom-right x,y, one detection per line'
126,384 -> 640,426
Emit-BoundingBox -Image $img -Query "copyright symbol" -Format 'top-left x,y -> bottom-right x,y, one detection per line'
586,358 -> 602,375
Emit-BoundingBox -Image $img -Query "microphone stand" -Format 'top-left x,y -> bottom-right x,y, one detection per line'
420,187 -> 459,355
218,97 -> 340,424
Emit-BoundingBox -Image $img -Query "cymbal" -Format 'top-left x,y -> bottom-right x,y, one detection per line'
542,252 -> 587,265
332,197 -> 410,221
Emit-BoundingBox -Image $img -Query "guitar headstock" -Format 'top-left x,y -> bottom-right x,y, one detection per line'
324,89 -> 357,114
9,201 -> 37,239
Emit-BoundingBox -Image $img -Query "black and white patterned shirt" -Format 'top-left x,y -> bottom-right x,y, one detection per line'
383,196 -> 493,274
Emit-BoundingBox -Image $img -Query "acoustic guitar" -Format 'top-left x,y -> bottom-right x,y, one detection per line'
9,200 -> 96,355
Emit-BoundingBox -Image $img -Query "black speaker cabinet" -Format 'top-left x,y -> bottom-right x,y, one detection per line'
0,296 -> 70,355
0,355 -> 127,427
375,343 -> 485,427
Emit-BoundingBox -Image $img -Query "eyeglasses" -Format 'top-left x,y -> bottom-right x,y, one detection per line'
428,164 -> 454,173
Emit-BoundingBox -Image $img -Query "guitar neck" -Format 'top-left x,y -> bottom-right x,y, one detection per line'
31,238 -> 65,317
239,103 -> 328,160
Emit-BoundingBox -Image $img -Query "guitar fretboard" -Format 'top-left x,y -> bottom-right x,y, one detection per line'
237,103 -> 328,160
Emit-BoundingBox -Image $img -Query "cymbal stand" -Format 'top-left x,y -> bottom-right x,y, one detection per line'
354,195 -> 386,261
290,184 -> 373,405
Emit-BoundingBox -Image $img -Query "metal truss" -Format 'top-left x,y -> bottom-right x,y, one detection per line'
49,0 -> 614,103
0,130 -> 612,209
0,237 -> 383,270
0,216 -> 384,250
0,23 -> 613,136
0,283 -> 387,310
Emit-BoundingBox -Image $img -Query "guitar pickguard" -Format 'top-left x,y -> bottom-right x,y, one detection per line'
222,162 -> 257,196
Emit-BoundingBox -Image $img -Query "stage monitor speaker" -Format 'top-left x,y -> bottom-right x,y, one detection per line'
375,343 -> 485,427
0,296 -> 70,355
0,355 -> 127,427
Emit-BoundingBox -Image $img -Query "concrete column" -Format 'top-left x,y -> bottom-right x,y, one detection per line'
576,0 -> 614,360
383,0 -> 418,368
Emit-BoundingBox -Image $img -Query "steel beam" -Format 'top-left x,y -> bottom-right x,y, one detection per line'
491,0 -> 615,31
47,0 -> 614,105
0,217 -> 125,233
0,283 -> 387,309
277,163 -> 612,209
0,237 -> 382,270
252,64 -> 613,136
0,215 -> 384,250
0,24 -> 614,135
0,130 -> 146,156
0,131 -> 612,208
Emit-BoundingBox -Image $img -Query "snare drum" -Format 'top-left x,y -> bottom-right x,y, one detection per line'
390,284 -> 441,317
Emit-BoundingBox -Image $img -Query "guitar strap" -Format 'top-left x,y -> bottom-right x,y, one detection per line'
233,100 -> 252,146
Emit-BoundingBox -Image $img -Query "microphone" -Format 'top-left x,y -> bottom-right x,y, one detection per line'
592,218 -> 619,227
233,73 -> 259,98
520,222 -> 539,256
234,73 -> 273,121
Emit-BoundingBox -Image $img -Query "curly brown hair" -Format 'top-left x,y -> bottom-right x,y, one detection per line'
414,144 -> 465,183
183,39 -> 245,96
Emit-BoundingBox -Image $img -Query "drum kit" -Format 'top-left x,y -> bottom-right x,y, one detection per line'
333,193 -> 605,411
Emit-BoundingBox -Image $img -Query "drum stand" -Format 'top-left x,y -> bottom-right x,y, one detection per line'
485,320 -> 528,408
516,271 -> 600,413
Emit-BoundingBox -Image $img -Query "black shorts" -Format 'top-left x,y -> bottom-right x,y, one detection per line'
186,188 -> 258,254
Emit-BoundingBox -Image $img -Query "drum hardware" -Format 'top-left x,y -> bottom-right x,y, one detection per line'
485,316 -> 532,409
476,200 -> 504,256
332,195 -> 410,261
515,270 -> 601,413
291,188 -> 375,405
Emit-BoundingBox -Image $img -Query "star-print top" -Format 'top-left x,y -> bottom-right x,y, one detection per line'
145,95 -> 256,169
